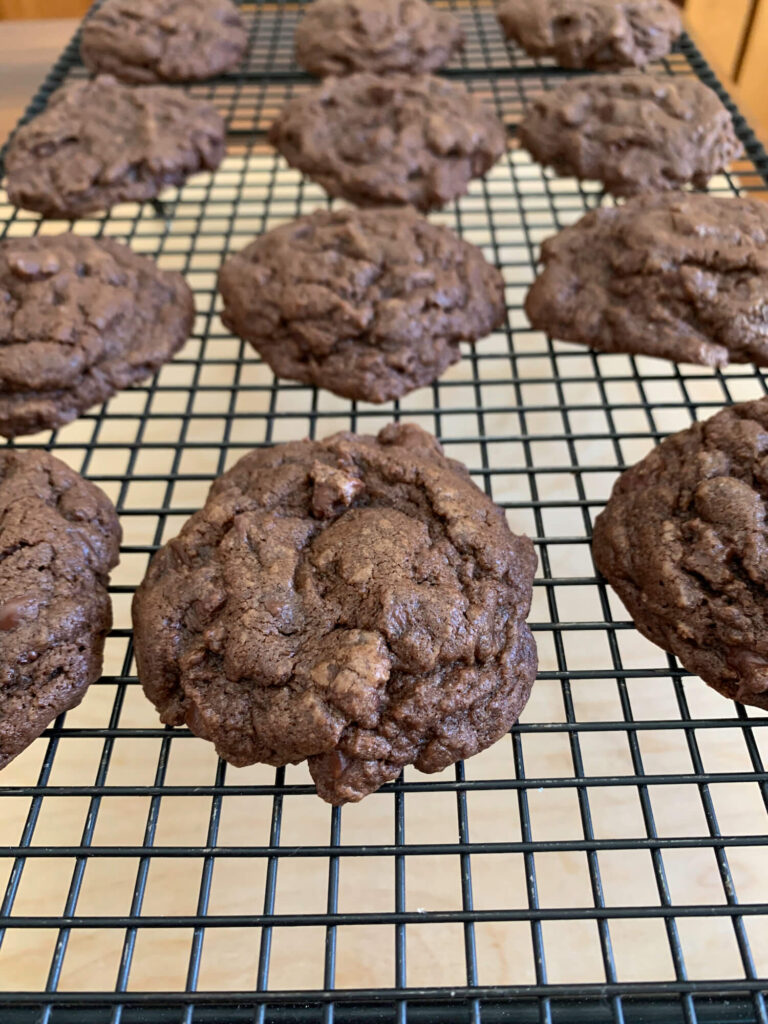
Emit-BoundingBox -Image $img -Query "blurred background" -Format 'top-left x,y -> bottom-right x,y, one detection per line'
0,0 -> 86,13
0,0 -> 766,142
686,0 -> 768,140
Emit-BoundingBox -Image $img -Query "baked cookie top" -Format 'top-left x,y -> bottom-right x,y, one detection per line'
525,193 -> 768,368
268,73 -> 506,211
132,423 -> 537,804
498,0 -> 682,70
519,74 -> 741,196
593,397 -> 768,711
0,449 -> 120,767
5,75 -> 225,218
0,233 -> 194,438
218,207 -> 505,403
81,0 -> 247,83
295,0 -> 463,76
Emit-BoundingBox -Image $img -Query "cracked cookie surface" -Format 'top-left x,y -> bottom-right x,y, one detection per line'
218,207 -> 505,403
525,193 -> 768,368
81,0 -> 247,83
593,398 -> 768,711
519,74 -> 741,196
5,75 -> 225,218
0,233 -> 194,438
498,0 -> 682,70
0,450 -> 120,767
132,423 -> 537,803
268,73 -> 506,211
295,0 -> 463,76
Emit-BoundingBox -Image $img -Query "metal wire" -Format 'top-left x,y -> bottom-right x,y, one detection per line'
1,2 -> 768,1022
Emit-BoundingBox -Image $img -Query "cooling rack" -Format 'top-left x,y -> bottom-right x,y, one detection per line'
1,2 -> 768,1022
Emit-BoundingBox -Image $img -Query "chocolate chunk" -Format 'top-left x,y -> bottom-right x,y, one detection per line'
310,462 -> 365,518
0,599 -> 30,631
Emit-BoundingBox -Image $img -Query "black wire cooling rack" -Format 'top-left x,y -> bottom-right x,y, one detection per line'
1,2 -> 768,1022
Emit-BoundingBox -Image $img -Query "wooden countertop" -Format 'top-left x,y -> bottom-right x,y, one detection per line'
0,18 -> 78,141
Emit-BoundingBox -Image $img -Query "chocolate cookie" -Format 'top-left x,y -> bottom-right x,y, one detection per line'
132,423 -> 537,804
294,0 -> 463,76
0,233 -> 194,438
498,0 -> 682,70
80,0 -> 247,84
525,193 -> 768,368
268,73 -> 506,211
218,207 -> 505,403
519,74 -> 742,196
0,450 -> 120,768
593,397 -> 768,711
4,75 -> 225,219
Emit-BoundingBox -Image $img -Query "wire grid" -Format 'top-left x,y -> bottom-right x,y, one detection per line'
1,2 -> 768,1022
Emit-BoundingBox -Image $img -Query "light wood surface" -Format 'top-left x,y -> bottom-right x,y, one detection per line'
736,0 -> 768,143
0,0 -> 87,17
683,0 -> 768,145
685,0 -> 753,81
0,19 -> 78,140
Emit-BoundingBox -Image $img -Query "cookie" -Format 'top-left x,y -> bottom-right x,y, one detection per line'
218,207 -> 505,403
80,0 -> 247,84
268,73 -> 506,211
132,423 -> 537,804
294,0 -> 463,76
0,450 -> 120,768
0,233 -> 194,438
498,0 -> 682,70
519,74 -> 742,196
592,397 -> 768,711
4,75 -> 225,219
525,193 -> 768,368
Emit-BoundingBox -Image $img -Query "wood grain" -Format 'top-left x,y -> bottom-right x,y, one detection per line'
685,0 -> 753,81
736,0 -> 768,143
0,0 -> 87,17
0,18 -> 77,141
